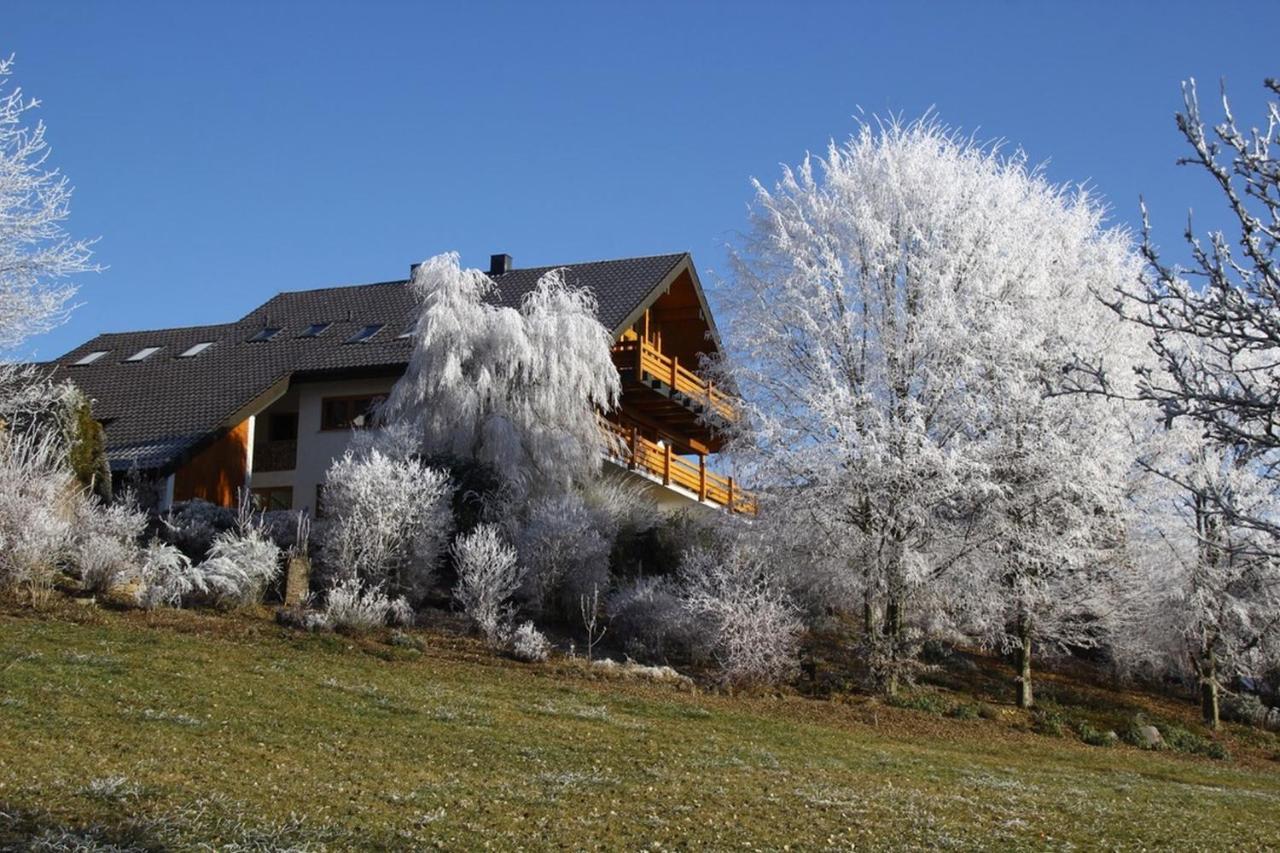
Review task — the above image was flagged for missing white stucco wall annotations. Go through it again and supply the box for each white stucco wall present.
[247,376,398,513]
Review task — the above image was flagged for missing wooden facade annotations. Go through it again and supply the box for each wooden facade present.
[604,265,751,513]
[172,419,250,507]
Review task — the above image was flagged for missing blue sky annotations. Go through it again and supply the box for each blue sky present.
[7,1,1278,359]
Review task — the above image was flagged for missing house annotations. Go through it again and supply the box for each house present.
[49,252,751,515]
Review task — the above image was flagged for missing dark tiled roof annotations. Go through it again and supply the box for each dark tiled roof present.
[49,253,688,472]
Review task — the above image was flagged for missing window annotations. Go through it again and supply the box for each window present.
[299,322,331,338]
[250,486,293,512]
[320,394,385,431]
[248,327,282,342]
[345,324,384,344]
[126,346,161,362]
[178,341,214,358]
[73,350,108,366]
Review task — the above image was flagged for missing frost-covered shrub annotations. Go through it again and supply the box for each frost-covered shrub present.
[608,575,706,664]
[515,492,611,618]
[68,496,146,593]
[0,429,78,593]
[510,620,551,662]
[194,526,281,607]
[136,541,195,609]
[160,499,236,560]
[619,508,721,578]
[260,510,311,555]
[681,545,803,685]
[1222,692,1279,730]
[452,524,523,645]
[583,474,660,572]
[323,576,411,632]
[318,448,453,604]
[276,605,334,633]
[138,521,283,610]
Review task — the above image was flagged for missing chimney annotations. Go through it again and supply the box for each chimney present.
[489,253,513,276]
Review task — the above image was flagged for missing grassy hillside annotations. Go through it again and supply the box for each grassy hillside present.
[1,601,1277,851]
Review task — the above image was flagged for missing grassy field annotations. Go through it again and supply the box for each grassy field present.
[1,601,1278,851]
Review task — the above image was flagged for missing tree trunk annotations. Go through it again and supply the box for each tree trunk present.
[1016,615,1034,710]
[1200,649,1220,730]
[883,594,903,697]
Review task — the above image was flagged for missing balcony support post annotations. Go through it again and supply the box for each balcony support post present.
[663,442,672,486]
[698,455,707,501]
[728,476,735,513]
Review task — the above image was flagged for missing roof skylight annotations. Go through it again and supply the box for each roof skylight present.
[300,322,332,338]
[248,327,282,342]
[178,341,215,358]
[73,350,108,366]
[126,346,161,362]
[346,324,384,344]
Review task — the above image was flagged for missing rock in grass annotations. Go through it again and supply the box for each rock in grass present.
[1137,724,1164,749]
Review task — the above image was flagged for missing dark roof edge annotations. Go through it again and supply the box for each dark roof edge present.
[79,321,239,341]
[273,277,409,296]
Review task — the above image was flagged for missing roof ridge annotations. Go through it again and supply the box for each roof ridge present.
[87,321,240,339]
[272,277,410,296]
[490,251,688,276]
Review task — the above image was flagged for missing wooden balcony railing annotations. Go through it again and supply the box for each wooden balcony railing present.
[253,439,297,473]
[612,339,735,422]
[603,419,756,514]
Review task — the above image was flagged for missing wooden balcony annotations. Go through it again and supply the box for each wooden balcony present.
[253,439,297,473]
[612,339,735,423]
[604,419,755,514]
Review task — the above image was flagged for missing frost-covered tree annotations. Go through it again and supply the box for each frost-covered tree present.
[712,118,1144,693]
[381,252,620,496]
[318,447,453,604]
[1105,78,1280,541]
[0,56,97,353]
[954,241,1145,708]
[1122,421,1280,728]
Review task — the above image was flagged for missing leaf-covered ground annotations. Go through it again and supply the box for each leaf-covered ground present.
[0,602,1277,851]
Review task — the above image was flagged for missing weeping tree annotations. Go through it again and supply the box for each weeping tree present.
[380,252,620,497]
[711,117,1143,695]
